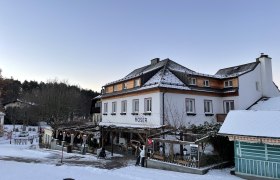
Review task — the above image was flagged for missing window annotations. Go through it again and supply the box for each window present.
[103,103,108,115]
[123,82,128,90]
[224,80,233,88]
[134,79,140,87]
[113,85,118,92]
[121,100,127,114]
[256,81,260,91]
[132,99,139,114]
[112,102,117,114]
[204,100,213,114]
[186,98,195,114]
[203,80,210,87]
[190,78,196,85]
[144,98,152,113]
[224,100,234,113]
[95,102,101,108]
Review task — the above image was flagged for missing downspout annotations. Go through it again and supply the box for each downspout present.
[162,91,165,126]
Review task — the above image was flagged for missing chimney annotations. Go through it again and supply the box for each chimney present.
[151,58,160,65]
[257,53,275,97]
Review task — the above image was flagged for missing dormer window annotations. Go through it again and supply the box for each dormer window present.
[224,80,233,88]
[190,78,196,85]
[203,80,210,87]
[134,79,140,87]
[113,85,118,92]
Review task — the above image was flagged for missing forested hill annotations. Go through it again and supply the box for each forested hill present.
[0,76,100,127]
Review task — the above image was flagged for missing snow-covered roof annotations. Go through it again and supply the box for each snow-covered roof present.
[219,110,280,138]
[104,58,259,88]
[99,122,162,129]
[140,69,190,90]
[249,96,280,111]
[215,62,258,78]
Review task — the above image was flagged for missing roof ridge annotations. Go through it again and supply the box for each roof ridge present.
[159,59,170,83]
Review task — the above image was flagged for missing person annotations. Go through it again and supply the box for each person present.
[98,147,106,158]
[135,145,141,166]
[140,145,146,167]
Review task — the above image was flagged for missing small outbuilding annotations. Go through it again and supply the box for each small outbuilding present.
[219,110,280,180]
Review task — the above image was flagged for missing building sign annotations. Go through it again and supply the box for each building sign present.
[134,115,149,123]
[190,144,199,161]
[94,131,101,138]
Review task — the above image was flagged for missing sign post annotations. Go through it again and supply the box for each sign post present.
[190,144,199,167]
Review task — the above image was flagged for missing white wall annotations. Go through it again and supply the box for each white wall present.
[164,93,225,126]
[102,92,162,126]
[238,65,262,109]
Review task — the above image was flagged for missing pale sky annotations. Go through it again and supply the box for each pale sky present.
[1,0,280,91]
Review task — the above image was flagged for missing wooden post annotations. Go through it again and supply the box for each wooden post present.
[111,131,114,157]
[101,127,104,148]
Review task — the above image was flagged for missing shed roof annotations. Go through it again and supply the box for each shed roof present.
[219,110,280,138]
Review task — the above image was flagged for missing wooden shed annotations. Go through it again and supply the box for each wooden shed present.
[219,110,280,180]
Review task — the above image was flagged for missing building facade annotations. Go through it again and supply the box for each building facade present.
[99,54,279,147]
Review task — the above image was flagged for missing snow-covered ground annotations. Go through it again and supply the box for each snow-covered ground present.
[0,125,242,180]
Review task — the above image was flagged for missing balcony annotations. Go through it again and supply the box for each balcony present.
[216,114,227,123]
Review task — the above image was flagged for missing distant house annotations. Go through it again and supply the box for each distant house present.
[41,125,53,147]
[3,99,34,109]
[219,97,280,179]
[99,54,279,148]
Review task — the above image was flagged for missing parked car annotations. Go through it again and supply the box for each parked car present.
[19,131,29,137]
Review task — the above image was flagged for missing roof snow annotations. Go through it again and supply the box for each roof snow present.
[219,110,280,138]
[249,96,280,111]
[141,69,190,90]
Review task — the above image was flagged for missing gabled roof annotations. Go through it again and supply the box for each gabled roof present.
[215,62,259,78]
[140,68,190,90]
[219,110,280,138]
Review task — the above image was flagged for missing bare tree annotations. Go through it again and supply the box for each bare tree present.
[163,98,187,155]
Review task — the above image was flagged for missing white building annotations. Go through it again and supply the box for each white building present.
[99,54,279,147]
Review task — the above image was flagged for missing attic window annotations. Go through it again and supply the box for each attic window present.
[123,82,128,90]
[224,80,233,88]
[113,85,118,92]
[190,78,197,85]
[134,79,140,87]
[203,80,209,87]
